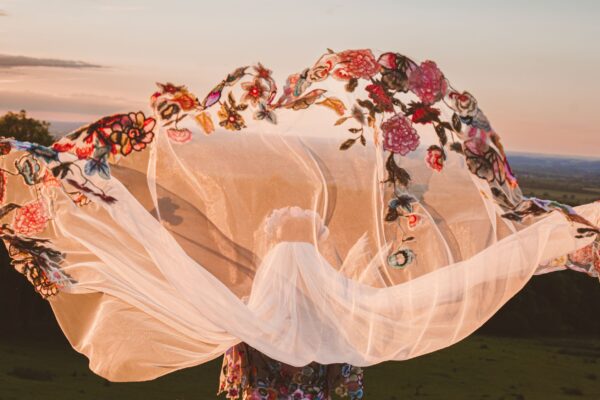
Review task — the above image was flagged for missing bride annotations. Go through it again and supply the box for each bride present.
[0,48,597,399]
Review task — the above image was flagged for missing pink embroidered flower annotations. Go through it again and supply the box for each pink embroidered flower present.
[570,244,594,266]
[381,115,420,155]
[366,84,394,111]
[167,128,193,144]
[408,61,447,104]
[335,49,380,80]
[426,146,445,172]
[13,200,49,235]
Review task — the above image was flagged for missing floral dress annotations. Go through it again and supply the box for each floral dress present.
[218,343,364,400]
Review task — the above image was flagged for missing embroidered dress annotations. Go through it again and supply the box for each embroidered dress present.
[0,48,598,384]
[219,343,364,400]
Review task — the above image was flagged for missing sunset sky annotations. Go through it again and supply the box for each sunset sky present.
[0,0,598,157]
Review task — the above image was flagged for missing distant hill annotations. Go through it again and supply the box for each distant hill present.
[49,121,85,138]
[507,152,600,206]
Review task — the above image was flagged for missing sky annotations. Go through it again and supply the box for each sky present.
[0,0,599,157]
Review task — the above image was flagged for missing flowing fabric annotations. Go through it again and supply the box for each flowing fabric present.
[0,49,598,383]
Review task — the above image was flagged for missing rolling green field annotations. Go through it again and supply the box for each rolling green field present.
[1,335,599,400]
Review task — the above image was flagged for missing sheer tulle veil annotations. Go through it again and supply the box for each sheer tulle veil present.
[0,48,598,381]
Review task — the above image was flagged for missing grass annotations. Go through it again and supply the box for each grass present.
[0,336,599,399]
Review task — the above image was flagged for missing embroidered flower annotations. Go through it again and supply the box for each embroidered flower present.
[365,84,394,112]
[52,141,75,153]
[406,214,422,229]
[570,244,594,266]
[75,144,94,159]
[426,146,445,172]
[409,103,441,124]
[42,169,61,188]
[167,128,193,144]
[253,63,272,80]
[218,103,246,131]
[309,53,340,82]
[106,112,156,156]
[15,155,42,185]
[13,200,49,235]
[387,247,415,269]
[448,91,478,117]
[335,49,380,80]
[241,79,268,106]
[377,52,415,92]
[408,61,447,104]
[172,91,199,111]
[0,141,11,155]
[381,115,420,155]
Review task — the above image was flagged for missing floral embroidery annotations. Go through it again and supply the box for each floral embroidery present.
[407,60,447,104]
[335,49,380,80]
[12,200,49,235]
[219,342,364,400]
[167,128,193,144]
[426,146,445,172]
[381,115,419,156]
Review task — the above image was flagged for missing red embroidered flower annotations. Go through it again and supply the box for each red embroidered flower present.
[381,115,420,155]
[366,84,394,111]
[167,128,193,144]
[407,213,421,229]
[13,200,49,235]
[241,79,267,106]
[0,142,11,155]
[75,145,94,159]
[335,49,380,80]
[52,141,75,153]
[410,103,441,124]
[426,146,445,172]
[408,61,448,104]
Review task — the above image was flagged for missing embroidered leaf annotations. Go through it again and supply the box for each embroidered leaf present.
[385,206,399,222]
[224,66,249,86]
[316,97,346,116]
[0,203,20,219]
[339,138,357,150]
[345,78,358,92]
[348,128,362,134]
[283,89,326,110]
[334,116,351,126]
[195,112,215,135]
[385,154,411,187]
[434,124,448,146]
[360,135,366,146]
[449,142,463,154]
[451,113,462,132]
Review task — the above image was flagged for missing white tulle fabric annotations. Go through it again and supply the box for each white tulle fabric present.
[35,128,597,382]
[4,54,597,382]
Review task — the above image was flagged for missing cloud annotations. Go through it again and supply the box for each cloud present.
[0,54,104,69]
[0,90,144,117]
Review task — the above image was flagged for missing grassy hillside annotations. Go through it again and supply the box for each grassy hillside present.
[1,336,599,400]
